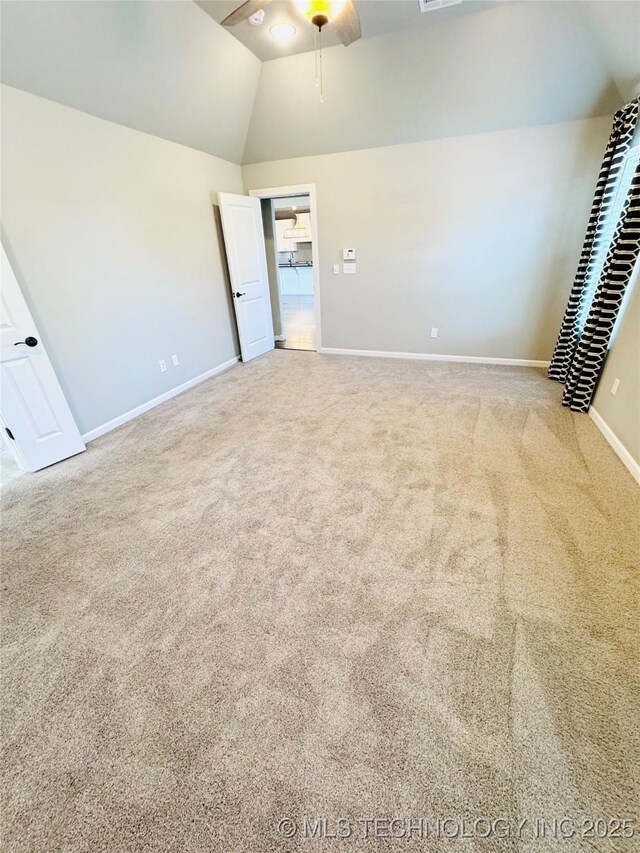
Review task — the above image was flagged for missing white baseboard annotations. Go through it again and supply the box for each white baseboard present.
[274,335,286,342]
[317,346,550,368]
[82,356,240,443]
[589,406,640,485]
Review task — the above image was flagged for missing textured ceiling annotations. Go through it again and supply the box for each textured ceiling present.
[196,0,504,62]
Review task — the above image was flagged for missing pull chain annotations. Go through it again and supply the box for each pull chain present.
[314,28,320,88]
[319,29,324,103]
[313,26,325,103]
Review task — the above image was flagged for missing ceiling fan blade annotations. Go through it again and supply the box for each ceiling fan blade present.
[221,0,272,27]
[332,0,361,46]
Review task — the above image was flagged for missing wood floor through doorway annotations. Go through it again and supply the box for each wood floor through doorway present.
[275,294,316,351]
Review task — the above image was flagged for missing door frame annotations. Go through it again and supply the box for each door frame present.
[264,200,286,342]
[248,184,322,351]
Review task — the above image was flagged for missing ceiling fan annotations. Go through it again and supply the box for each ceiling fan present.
[221,0,362,47]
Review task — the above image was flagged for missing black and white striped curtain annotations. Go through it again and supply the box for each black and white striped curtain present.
[549,99,640,412]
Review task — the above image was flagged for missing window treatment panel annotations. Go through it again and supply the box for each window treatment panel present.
[562,164,640,412]
[548,100,639,390]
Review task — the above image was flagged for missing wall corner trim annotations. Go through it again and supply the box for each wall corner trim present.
[588,406,640,486]
[317,347,550,368]
[81,356,240,443]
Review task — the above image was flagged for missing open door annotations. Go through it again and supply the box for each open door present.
[0,246,85,472]
[218,192,274,362]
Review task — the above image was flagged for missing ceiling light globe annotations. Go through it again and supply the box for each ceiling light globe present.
[294,1,347,27]
[269,23,297,42]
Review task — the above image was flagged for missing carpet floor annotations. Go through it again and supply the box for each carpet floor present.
[1,351,639,852]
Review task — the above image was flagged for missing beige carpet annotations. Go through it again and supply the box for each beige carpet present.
[2,351,639,852]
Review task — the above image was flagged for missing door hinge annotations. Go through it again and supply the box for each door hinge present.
[5,427,15,441]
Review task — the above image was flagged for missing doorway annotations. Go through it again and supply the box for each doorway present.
[250,184,321,352]
[273,195,314,351]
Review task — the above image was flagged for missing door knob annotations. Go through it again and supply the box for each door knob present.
[14,336,38,347]
[233,292,246,298]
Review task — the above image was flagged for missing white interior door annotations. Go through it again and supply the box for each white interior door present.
[0,246,85,471]
[218,192,274,362]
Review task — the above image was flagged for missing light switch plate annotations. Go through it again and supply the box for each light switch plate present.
[611,378,620,395]
[343,263,356,275]
[431,328,438,338]
[343,248,356,261]
[333,264,340,275]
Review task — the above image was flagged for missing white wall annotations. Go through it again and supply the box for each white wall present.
[0,0,261,163]
[243,116,613,360]
[243,1,621,164]
[1,85,241,435]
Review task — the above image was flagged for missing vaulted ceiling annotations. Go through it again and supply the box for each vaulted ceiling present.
[242,0,638,163]
[0,0,261,163]
[1,1,638,166]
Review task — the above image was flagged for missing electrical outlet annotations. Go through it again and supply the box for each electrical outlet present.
[333,264,340,275]
[159,360,167,373]
[611,378,620,395]
[431,327,438,338]
[171,354,180,367]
